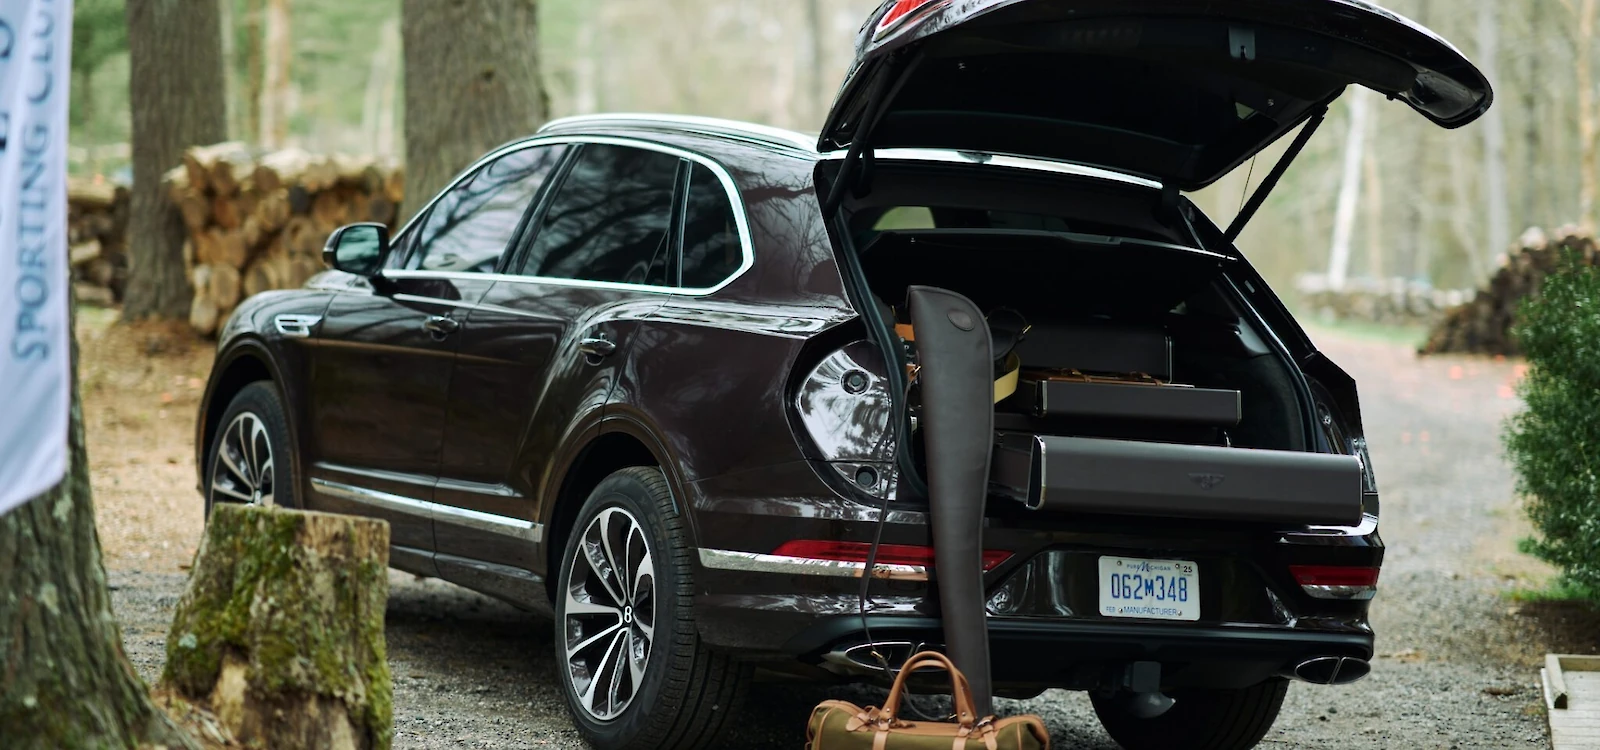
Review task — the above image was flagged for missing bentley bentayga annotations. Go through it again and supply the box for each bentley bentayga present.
[194,2,1490,748]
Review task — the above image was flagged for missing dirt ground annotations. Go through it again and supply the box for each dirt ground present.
[81,310,1599,748]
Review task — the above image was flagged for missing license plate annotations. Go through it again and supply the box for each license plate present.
[1098,556,1200,621]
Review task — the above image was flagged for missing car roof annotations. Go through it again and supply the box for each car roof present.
[538,113,820,158]
[529,113,1162,192]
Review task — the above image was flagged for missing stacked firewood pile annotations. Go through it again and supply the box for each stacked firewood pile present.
[1295,274,1472,328]
[167,141,404,336]
[1420,228,1599,356]
[68,178,130,305]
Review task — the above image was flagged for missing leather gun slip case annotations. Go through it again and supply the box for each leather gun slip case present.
[991,433,1365,526]
[906,285,997,718]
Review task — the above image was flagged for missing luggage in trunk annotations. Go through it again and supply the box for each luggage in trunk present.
[991,432,1364,526]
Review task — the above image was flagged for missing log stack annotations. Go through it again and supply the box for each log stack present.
[1295,274,1472,328]
[67,177,130,305]
[167,141,404,336]
[1420,227,1600,356]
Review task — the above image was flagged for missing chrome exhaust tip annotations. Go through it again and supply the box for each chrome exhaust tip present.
[1288,656,1371,685]
[820,641,944,676]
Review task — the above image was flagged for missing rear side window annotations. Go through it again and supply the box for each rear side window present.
[678,164,742,288]
[521,144,680,285]
[406,144,567,273]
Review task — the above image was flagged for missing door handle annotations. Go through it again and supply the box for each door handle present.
[578,336,617,358]
[423,315,460,338]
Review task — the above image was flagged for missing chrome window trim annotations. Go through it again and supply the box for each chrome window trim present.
[539,113,817,153]
[389,134,755,297]
[696,548,929,582]
[310,478,544,544]
[821,148,1162,190]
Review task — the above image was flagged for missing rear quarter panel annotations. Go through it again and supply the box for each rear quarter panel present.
[604,147,858,547]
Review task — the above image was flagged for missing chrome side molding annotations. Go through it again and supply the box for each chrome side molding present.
[696,548,928,582]
[310,477,544,544]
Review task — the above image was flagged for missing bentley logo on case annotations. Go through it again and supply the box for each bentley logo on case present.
[1189,472,1226,491]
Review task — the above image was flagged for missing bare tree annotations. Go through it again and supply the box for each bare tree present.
[1327,88,1371,290]
[261,0,291,148]
[361,18,401,157]
[122,0,228,322]
[806,0,826,125]
[1564,0,1599,228]
[1477,0,1510,258]
[401,0,549,219]
[243,0,264,141]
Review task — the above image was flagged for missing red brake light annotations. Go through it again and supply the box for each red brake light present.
[875,0,942,39]
[772,540,1012,571]
[1289,565,1380,587]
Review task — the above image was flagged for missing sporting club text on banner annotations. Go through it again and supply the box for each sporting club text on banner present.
[0,0,73,516]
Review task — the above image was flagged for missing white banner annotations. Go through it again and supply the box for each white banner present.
[0,0,73,516]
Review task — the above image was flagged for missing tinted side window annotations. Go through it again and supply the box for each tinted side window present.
[679,164,742,288]
[521,144,679,285]
[407,144,567,273]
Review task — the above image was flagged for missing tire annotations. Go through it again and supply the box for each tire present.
[1091,679,1289,750]
[204,381,296,514]
[554,466,747,750]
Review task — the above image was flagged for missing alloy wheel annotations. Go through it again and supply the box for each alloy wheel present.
[210,411,274,508]
[563,506,656,722]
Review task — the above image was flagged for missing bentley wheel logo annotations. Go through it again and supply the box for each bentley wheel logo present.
[1189,472,1225,490]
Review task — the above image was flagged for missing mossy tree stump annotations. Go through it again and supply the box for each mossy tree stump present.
[162,505,392,750]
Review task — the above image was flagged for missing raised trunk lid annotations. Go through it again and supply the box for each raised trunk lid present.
[821,0,1492,191]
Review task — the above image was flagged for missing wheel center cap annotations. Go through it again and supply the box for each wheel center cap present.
[623,606,633,624]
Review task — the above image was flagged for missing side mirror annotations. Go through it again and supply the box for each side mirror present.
[323,223,391,277]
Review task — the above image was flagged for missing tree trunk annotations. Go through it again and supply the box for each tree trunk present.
[1523,0,1544,230]
[123,0,228,322]
[261,0,291,149]
[574,1,599,115]
[162,504,392,750]
[0,319,197,750]
[1477,0,1510,260]
[806,0,826,126]
[1327,88,1371,290]
[1575,0,1597,229]
[243,0,265,144]
[1362,122,1384,279]
[401,0,548,220]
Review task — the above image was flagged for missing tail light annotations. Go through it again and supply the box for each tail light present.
[1290,565,1380,600]
[772,540,1012,572]
[874,0,948,41]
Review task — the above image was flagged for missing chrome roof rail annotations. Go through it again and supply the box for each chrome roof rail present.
[538,113,817,153]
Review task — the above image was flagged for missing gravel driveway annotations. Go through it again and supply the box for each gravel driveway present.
[107,327,1570,748]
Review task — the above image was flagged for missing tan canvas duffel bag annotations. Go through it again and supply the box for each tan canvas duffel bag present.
[805,651,1049,750]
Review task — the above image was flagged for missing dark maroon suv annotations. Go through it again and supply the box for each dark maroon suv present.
[194,2,1490,748]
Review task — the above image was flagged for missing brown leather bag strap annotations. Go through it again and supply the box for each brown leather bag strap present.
[880,651,979,727]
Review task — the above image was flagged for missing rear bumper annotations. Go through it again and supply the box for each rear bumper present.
[786,615,1373,692]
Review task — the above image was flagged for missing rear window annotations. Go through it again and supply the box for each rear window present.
[679,164,743,288]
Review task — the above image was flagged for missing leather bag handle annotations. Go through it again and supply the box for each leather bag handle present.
[878,651,980,727]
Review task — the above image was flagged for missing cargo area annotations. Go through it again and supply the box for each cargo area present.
[848,200,1364,526]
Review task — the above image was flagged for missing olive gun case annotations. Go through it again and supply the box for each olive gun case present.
[991,432,1365,526]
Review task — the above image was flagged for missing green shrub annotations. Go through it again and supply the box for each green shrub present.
[1506,250,1600,599]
